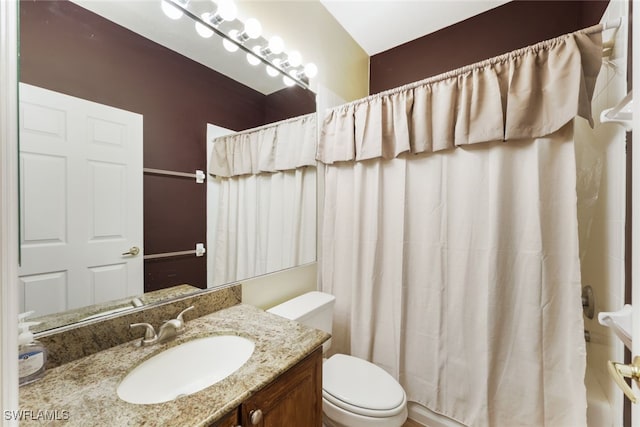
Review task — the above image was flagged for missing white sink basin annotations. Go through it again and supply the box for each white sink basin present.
[117,335,254,404]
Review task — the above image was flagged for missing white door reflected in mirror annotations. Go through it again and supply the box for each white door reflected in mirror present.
[18,83,143,316]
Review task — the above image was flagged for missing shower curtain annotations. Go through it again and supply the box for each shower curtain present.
[210,113,316,286]
[318,27,603,427]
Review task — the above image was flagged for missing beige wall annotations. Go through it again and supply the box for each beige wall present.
[238,1,369,102]
[241,263,318,310]
[237,1,368,308]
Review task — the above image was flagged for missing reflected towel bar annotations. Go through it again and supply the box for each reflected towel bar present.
[144,243,206,260]
[143,168,206,183]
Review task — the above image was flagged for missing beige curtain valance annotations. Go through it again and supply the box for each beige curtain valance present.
[210,113,317,177]
[318,25,603,164]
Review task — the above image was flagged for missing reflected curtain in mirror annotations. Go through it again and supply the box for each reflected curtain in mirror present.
[210,114,316,286]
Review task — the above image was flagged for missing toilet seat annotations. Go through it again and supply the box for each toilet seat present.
[322,354,406,418]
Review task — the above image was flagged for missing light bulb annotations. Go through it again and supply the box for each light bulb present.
[216,0,237,21]
[223,30,239,52]
[283,75,296,87]
[161,0,183,20]
[304,63,318,78]
[266,59,281,77]
[195,16,214,38]
[247,46,262,66]
[244,18,262,39]
[288,51,302,67]
[246,54,260,66]
[268,36,285,55]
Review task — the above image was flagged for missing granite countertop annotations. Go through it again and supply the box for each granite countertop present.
[19,304,330,426]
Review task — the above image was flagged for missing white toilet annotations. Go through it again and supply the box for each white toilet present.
[267,291,408,427]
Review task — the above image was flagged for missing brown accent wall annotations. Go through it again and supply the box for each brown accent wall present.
[265,86,317,124]
[19,0,315,292]
[370,0,610,94]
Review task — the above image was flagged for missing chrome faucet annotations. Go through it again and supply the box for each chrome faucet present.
[130,306,194,346]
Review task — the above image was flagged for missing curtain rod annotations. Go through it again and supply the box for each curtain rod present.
[330,20,621,112]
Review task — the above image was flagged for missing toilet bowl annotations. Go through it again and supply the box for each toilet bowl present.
[322,354,408,427]
[267,292,408,427]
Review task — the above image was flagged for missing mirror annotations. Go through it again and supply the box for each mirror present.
[18,0,317,333]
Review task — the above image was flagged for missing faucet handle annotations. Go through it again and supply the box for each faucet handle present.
[130,322,157,345]
[165,306,194,338]
[176,306,194,323]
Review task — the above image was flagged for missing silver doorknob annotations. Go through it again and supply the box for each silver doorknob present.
[122,246,140,256]
[249,409,263,425]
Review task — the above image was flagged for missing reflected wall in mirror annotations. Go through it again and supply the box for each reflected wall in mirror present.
[18,0,317,332]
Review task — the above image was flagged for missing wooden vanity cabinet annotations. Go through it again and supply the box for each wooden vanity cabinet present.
[210,347,323,427]
[241,347,323,427]
[211,409,240,427]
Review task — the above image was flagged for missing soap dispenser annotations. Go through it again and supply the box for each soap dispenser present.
[18,311,47,386]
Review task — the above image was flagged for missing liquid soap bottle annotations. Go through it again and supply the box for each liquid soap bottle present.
[18,311,47,386]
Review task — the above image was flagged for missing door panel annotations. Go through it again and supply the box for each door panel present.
[18,83,143,315]
[19,272,67,316]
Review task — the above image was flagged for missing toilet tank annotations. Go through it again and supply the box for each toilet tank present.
[267,292,335,351]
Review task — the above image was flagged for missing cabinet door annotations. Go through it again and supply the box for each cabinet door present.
[210,408,240,427]
[242,347,323,427]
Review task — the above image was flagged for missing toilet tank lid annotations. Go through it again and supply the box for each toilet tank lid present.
[266,291,335,321]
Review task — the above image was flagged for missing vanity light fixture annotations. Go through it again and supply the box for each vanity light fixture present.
[266,59,281,77]
[206,0,238,26]
[161,0,318,90]
[161,0,185,20]
[195,16,214,38]
[283,74,296,87]
[250,36,284,67]
[304,63,318,79]
[287,51,302,68]
[197,0,237,38]
[288,63,318,81]
[237,18,262,42]
[224,19,263,51]
[276,51,302,72]
[260,35,285,57]
[247,46,263,66]
[222,30,240,52]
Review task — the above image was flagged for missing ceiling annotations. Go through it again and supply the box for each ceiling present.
[320,0,510,56]
[71,0,511,93]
